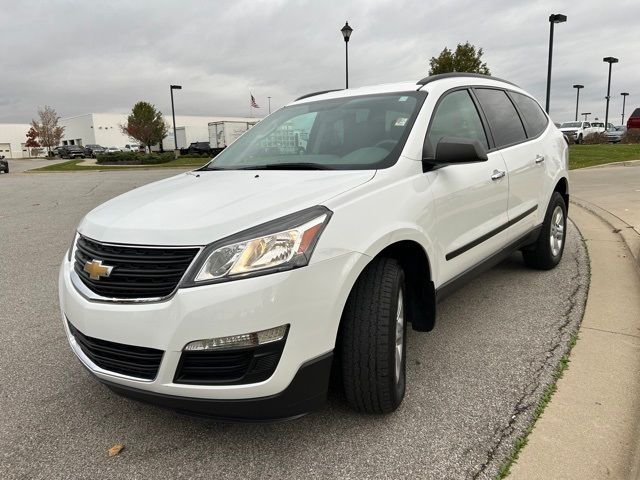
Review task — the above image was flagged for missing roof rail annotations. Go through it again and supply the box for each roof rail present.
[416,72,519,88]
[294,89,343,102]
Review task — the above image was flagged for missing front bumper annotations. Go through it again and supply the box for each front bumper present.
[98,352,333,421]
[59,250,364,418]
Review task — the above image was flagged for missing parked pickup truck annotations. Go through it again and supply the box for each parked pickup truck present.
[180,142,212,155]
[558,121,594,143]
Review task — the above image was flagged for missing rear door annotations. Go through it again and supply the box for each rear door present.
[474,88,543,240]
[426,88,509,284]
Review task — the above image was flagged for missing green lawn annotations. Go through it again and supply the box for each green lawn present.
[28,144,640,172]
[569,144,640,170]
[30,156,209,172]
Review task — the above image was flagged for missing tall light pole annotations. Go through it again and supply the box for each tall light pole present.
[545,13,567,113]
[169,85,182,150]
[581,112,591,121]
[621,92,629,125]
[268,96,271,114]
[341,21,353,89]
[603,57,618,130]
[572,84,584,121]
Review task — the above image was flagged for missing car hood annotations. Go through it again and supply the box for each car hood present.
[559,128,578,133]
[78,169,376,245]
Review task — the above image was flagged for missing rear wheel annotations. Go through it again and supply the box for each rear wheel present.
[340,257,407,414]
[522,192,567,270]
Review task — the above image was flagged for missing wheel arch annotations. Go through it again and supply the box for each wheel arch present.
[553,176,569,212]
[337,237,436,335]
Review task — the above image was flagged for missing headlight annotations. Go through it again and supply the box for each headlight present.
[185,206,332,285]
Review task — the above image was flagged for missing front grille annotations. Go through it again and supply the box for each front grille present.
[73,235,200,299]
[174,340,286,385]
[68,321,163,380]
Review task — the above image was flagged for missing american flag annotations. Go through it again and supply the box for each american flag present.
[250,94,260,108]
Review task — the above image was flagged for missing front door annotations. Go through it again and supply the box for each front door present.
[425,89,509,286]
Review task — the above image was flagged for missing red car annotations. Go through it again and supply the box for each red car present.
[627,108,640,129]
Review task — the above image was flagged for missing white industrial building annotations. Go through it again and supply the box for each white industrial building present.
[58,113,258,151]
[0,113,258,158]
[0,124,31,158]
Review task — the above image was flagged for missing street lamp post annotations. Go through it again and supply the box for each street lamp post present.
[545,13,567,113]
[603,57,618,131]
[572,84,584,121]
[581,112,591,121]
[169,85,182,151]
[268,96,271,114]
[341,21,353,89]
[621,92,629,125]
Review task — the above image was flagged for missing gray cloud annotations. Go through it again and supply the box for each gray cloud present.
[1,0,638,124]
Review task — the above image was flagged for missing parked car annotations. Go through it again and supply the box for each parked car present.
[180,141,212,155]
[84,144,106,157]
[588,121,615,133]
[60,73,569,421]
[604,126,627,143]
[627,108,640,130]
[58,145,85,159]
[123,144,143,153]
[0,155,8,174]
[104,147,121,154]
[558,121,594,143]
[51,146,65,157]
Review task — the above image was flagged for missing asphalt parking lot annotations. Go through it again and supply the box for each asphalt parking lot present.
[0,168,588,480]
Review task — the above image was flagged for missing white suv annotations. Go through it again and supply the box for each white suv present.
[59,73,569,421]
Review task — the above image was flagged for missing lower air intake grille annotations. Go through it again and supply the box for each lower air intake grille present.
[68,321,163,380]
[174,340,286,385]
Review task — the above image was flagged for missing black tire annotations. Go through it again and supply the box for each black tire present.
[577,133,583,144]
[340,257,407,414]
[522,192,567,270]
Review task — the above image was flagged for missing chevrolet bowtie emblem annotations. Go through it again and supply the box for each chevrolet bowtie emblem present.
[83,259,114,280]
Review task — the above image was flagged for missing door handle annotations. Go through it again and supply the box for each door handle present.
[491,169,506,180]
[535,155,545,164]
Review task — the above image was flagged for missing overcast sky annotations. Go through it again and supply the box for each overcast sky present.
[1,0,638,124]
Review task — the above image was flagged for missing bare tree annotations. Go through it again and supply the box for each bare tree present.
[31,106,65,155]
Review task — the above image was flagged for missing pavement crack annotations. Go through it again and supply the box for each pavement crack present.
[469,253,586,480]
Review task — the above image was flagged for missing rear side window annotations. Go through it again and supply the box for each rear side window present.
[510,93,548,138]
[474,88,526,147]
[428,89,489,150]
[631,108,640,118]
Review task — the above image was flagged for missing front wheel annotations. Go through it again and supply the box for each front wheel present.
[522,192,567,270]
[340,257,407,414]
[577,133,583,144]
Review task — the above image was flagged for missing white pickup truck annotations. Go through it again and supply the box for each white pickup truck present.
[559,121,615,143]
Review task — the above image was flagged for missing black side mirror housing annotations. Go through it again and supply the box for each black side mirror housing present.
[423,137,488,169]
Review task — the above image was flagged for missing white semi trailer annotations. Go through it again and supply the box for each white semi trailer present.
[208,121,259,154]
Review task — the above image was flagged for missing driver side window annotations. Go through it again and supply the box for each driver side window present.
[428,90,489,150]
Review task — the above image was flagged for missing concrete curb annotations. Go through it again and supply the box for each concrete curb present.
[508,202,640,479]
[572,196,640,271]
[580,158,640,170]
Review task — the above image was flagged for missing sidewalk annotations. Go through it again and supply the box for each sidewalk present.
[508,202,640,479]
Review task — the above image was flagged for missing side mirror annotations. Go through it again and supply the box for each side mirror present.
[423,137,488,168]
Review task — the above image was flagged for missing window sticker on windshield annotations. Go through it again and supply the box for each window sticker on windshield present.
[398,96,408,102]
[394,117,408,127]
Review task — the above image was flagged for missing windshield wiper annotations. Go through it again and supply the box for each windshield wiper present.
[235,163,335,170]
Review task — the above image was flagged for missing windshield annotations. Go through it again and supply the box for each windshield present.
[203,92,426,170]
[591,122,603,127]
[560,122,581,128]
